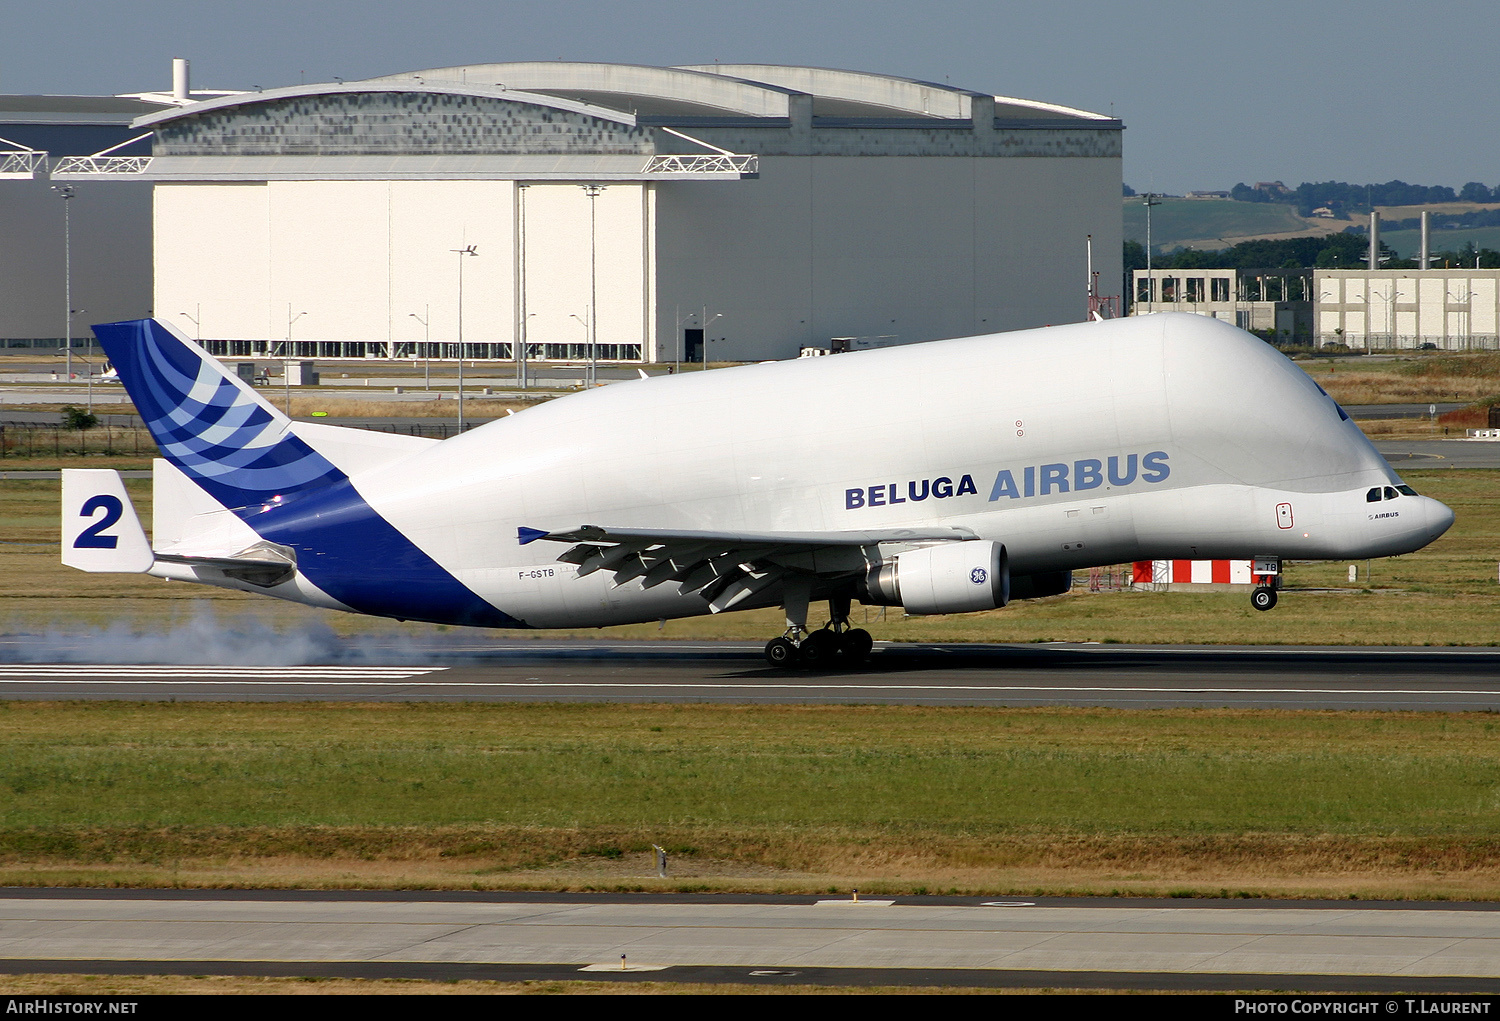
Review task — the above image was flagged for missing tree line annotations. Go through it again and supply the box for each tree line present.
[1127,180,1500,215]
[1124,234,1500,274]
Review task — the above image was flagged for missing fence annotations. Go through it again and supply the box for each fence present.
[1315,333,1500,352]
[0,423,156,459]
[1083,566,1133,592]
[0,419,492,459]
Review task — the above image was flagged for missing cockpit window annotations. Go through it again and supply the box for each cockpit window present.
[1383,486,1400,500]
[1367,488,1382,502]
[1396,485,1418,496]
[1314,381,1352,421]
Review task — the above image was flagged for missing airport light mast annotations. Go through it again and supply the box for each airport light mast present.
[452,245,478,432]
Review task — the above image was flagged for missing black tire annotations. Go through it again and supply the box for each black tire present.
[799,630,838,666]
[1251,586,1278,612]
[764,637,799,668]
[840,628,874,662]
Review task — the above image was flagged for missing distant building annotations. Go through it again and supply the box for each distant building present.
[0,93,170,348]
[46,61,1123,364]
[1130,268,1312,341]
[1187,190,1230,199]
[1315,270,1500,349]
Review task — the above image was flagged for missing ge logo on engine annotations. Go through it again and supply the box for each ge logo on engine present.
[970,567,987,585]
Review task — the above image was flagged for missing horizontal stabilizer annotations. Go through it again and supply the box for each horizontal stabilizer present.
[61,469,153,574]
[154,540,297,588]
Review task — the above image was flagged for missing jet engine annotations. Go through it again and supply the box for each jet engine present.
[859,540,1009,615]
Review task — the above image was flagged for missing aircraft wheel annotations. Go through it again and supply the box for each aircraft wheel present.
[764,637,800,668]
[840,628,874,662]
[1250,586,1278,612]
[799,630,838,666]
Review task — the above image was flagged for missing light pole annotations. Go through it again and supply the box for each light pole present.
[284,307,306,413]
[569,313,589,384]
[408,307,430,389]
[701,309,723,369]
[581,184,605,387]
[285,306,305,356]
[179,305,201,341]
[451,244,478,432]
[522,312,538,389]
[674,306,697,374]
[51,185,75,381]
[1142,193,1161,307]
[73,310,91,412]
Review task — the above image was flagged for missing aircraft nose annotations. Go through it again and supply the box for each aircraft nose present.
[1425,497,1456,542]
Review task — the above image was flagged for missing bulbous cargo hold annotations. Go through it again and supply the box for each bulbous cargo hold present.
[73,312,1453,667]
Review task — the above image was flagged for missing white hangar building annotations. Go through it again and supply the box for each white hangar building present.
[61,62,1123,363]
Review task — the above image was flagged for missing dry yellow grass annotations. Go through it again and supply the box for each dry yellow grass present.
[3,703,1499,899]
[6,829,1500,901]
[0,974,1030,995]
[1309,370,1496,406]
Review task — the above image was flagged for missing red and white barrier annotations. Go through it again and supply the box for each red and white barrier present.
[1132,560,1256,585]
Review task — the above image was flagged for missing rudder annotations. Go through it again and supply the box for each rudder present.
[91,318,346,510]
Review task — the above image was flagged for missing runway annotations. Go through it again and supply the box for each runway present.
[1375,439,1500,468]
[1,890,1497,992]
[4,642,1500,710]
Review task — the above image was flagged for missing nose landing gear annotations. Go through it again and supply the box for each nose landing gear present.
[1249,557,1281,612]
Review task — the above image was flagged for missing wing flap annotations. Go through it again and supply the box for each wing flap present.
[523,522,975,598]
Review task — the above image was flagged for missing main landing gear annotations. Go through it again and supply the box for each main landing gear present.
[764,582,873,669]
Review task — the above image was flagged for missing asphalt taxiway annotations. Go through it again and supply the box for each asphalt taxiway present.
[1,890,1497,992]
[4,642,1500,711]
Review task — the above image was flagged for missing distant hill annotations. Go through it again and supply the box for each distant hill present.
[1125,196,1500,258]
[1122,197,1333,255]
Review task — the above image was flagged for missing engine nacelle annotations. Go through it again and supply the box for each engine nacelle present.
[860,540,1009,615]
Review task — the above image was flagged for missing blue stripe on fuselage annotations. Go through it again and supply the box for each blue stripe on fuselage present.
[243,481,519,627]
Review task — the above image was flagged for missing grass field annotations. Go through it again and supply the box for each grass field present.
[2,702,1499,898]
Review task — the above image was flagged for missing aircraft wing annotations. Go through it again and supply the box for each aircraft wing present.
[520,523,974,612]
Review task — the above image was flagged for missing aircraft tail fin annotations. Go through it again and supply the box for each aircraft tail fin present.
[91,318,348,510]
[61,469,154,573]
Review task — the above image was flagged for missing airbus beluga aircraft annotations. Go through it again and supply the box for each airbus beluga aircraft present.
[64,313,1452,667]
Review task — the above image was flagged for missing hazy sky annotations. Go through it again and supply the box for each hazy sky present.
[4,0,1498,194]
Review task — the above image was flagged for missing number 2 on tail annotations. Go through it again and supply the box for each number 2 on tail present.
[74,494,123,548]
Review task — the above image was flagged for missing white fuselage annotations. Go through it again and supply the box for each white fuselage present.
[252,312,1447,628]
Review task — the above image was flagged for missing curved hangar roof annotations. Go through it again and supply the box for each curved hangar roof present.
[118,63,1119,181]
[367,61,1116,125]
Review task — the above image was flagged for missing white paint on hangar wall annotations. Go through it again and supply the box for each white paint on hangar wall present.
[519,182,653,356]
[154,180,652,351]
[152,182,271,340]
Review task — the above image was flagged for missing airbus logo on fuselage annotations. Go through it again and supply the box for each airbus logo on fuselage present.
[844,451,1170,510]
